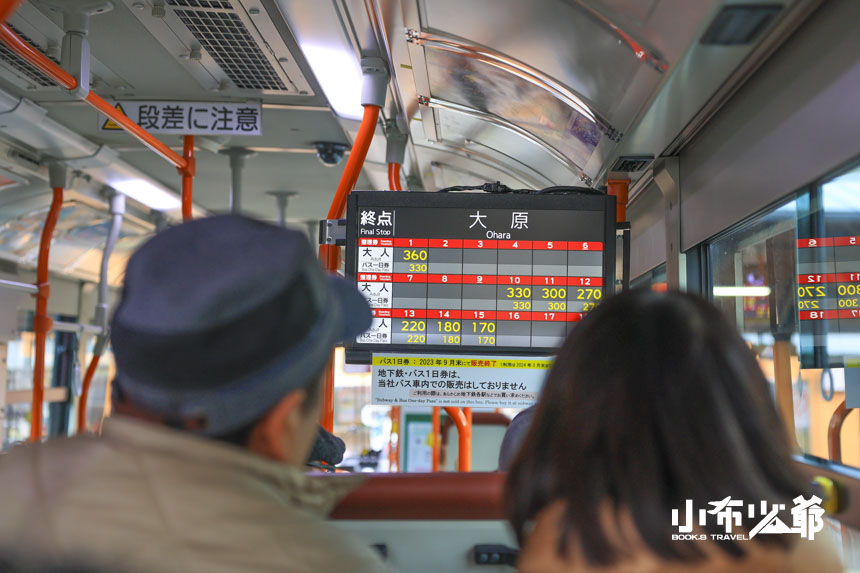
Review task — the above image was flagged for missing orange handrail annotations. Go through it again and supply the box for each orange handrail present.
[828,399,851,463]
[76,354,100,433]
[180,135,195,221]
[0,0,21,23]
[388,162,402,191]
[84,93,186,169]
[327,105,381,220]
[31,186,63,442]
[318,104,381,430]
[431,406,441,471]
[444,406,472,472]
[388,405,401,472]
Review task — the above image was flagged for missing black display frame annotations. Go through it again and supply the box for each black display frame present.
[344,190,616,361]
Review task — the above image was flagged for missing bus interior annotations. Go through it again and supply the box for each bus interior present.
[0,0,859,571]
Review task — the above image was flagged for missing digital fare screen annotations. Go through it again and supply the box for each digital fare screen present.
[345,191,615,355]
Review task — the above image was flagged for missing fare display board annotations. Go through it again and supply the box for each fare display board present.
[797,236,860,335]
[345,191,615,356]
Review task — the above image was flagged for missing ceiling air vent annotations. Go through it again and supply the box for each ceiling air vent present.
[700,4,782,46]
[166,0,233,7]
[153,0,311,94]
[611,155,653,173]
[0,24,58,88]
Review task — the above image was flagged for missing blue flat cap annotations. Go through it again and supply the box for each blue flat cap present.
[110,214,371,436]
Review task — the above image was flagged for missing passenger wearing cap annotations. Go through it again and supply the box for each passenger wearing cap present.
[0,215,391,573]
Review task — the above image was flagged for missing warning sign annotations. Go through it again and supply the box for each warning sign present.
[98,101,262,135]
[101,102,127,130]
[371,353,552,408]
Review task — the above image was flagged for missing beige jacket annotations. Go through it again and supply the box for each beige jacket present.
[518,502,843,573]
[0,416,391,573]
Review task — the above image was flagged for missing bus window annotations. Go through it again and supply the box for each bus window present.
[631,263,667,292]
[709,162,860,468]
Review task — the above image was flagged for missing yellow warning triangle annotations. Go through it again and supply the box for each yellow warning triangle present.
[102,102,126,130]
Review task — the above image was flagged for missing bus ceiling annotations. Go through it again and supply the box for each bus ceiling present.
[0,0,822,229]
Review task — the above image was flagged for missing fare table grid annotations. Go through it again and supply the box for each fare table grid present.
[356,237,604,348]
[796,236,860,330]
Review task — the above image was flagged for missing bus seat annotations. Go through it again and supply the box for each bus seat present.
[328,472,516,572]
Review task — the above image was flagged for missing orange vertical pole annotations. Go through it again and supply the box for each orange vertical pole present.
[773,339,800,449]
[31,186,63,442]
[388,405,401,472]
[180,135,195,221]
[607,179,630,223]
[76,354,100,433]
[388,163,403,191]
[828,400,851,463]
[319,104,381,431]
[463,407,472,472]
[431,406,440,471]
[443,406,472,472]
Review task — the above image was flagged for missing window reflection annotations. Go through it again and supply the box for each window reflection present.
[708,162,860,474]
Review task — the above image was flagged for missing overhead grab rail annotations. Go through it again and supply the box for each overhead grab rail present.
[418,96,593,186]
[319,57,388,431]
[407,30,605,129]
[78,191,125,433]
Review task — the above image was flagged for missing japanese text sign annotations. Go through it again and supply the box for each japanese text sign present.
[371,353,552,407]
[100,101,262,135]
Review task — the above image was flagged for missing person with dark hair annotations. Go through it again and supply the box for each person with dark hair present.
[498,405,535,471]
[0,215,390,572]
[506,290,842,572]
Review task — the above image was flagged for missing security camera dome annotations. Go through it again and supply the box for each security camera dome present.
[313,142,348,166]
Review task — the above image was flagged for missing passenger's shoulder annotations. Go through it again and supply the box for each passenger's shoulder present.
[788,527,843,573]
[290,515,394,571]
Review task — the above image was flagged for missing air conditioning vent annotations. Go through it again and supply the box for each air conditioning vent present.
[0,24,58,88]
[611,155,653,173]
[167,0,233,7]
[130,0,312,95]
[700,4,782,46]
[174,8,287,90]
